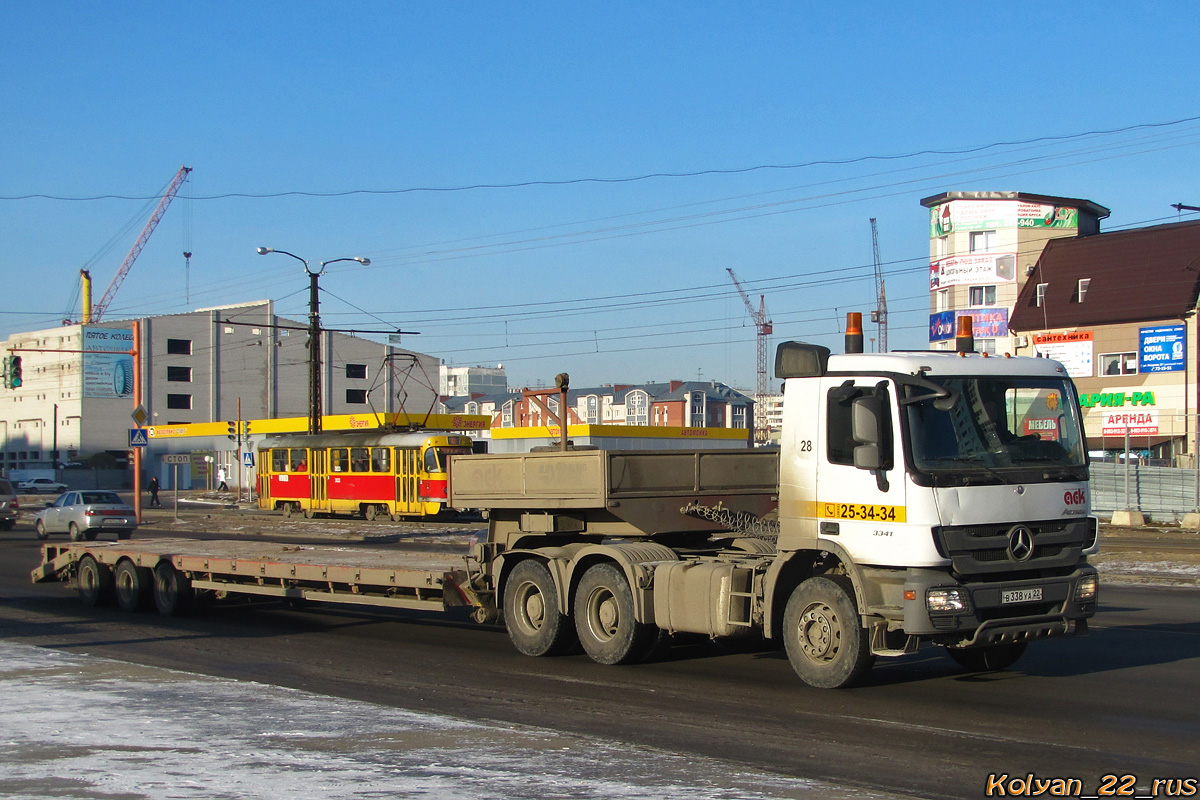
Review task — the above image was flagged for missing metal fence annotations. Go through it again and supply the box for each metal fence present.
[1089,460,1199,521]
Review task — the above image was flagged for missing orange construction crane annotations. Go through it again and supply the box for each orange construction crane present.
[88,165,192,322]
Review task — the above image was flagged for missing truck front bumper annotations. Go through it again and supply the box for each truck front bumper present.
[900,565,1098,646]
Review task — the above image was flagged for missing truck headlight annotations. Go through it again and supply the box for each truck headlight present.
[927,587,970,614]
[1075,573,1098,602]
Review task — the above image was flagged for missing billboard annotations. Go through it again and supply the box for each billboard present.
[1139,325,1186,373]
[929,253,1017,289]
[929,308,1009,342]
[1032,331,1093,379]
[82,326,134,398]
[929,200,1079,237]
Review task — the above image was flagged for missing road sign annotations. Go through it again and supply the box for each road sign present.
[243,451,255,467]
[163,454,191,465]
[129,428,149,447]
[132,404,148,427]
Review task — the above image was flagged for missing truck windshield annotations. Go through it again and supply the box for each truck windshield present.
[903,376,1087,486]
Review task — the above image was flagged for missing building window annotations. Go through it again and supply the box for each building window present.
[1035,283,1049,307]
[936,289,950,312]
[936,236,949,259]
[346,364,367,379]
[166,394,192,410]
[1100,352,1137,376]
[1077,278,1091,302]
[166,366,192,382]
[346,389,368,404]
[466,402,478,415]
[690,391,706,428]
[626,391,649,426]
[585,395,599,424]
[501,400,514,427]
[732,405,747,429]
[977,338,997,355]
[166,338,192,355]
[968,285,997,307]
[969,230,996,253]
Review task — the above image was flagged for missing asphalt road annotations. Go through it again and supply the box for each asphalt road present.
[2,514,1198,800]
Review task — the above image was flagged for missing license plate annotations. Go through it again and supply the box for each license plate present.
[1002,588,1043,604]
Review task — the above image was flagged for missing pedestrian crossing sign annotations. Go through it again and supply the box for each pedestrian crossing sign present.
[129,428,149,447]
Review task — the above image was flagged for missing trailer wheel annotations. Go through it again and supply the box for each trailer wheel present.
[944,642,1027,673]
[35,520,49,540]
[114,559,154,613]
[77,556,114,607]
[153,562,194,617]
[503,559,577,657]
[783,576,874,689]
[69,522,84,542]
[574,563,657,665]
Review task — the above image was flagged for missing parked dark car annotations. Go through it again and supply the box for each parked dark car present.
[33,491,136,541]
[0,478,18,530]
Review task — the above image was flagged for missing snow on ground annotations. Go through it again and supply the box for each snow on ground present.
[0,642,901,800]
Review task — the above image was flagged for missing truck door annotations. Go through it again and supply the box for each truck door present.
[815,378,907,559]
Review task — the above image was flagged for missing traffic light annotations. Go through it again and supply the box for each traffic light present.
[227,421,237,441]
[10,356,21,388]
[243,420,251,437]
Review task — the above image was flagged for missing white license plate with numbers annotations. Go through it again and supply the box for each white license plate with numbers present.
[1001,588,1043,604]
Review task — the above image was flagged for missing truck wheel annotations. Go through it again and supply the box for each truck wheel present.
[77,556,114,607]
[69,522,84,542]
[945,642,1027,673]
[783,576,874,689]
[35,520,49,540]
[503,559,577,657]
[574,563,657,665]
[153,562,194,617]
[114,559,154,612]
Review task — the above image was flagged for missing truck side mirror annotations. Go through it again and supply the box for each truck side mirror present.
[851,395,891,475]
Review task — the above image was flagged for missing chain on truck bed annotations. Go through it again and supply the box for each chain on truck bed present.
[680,501,780,540]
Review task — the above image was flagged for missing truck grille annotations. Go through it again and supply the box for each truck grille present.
[933,518,1091,576]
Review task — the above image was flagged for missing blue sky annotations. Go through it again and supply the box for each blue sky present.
[3,3,1199,393]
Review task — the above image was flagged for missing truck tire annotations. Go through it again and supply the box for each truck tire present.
[69,522,84,542]
[945,642,1027,673]
[153,562,195,617]
[783,575,874,689]
[77,556,114,607]
[574,562,657,665]
[503,559,577,657]
[114,559,154,613]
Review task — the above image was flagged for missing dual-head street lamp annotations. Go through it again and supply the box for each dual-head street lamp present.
[256,246,371,434]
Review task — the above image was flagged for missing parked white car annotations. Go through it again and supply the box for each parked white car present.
[18,477,69,495]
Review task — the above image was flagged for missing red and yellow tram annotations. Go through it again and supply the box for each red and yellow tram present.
[257,431,476,520]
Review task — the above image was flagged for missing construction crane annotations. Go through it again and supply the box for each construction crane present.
[869,218,888,353]
[726,268,773,445]
[86,165,192,323]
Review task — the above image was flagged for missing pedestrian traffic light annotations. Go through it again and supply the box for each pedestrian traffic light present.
[10,356,21,388]
[227,421,237,441]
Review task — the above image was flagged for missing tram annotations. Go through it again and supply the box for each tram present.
[257,430,477,520]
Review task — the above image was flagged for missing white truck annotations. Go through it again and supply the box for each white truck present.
[34,319,1098,688]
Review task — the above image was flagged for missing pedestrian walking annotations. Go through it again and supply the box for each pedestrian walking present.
[148,476,161,507]
[217,466,228,492]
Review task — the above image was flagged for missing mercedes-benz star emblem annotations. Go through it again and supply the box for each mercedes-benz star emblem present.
[1007,525,1035,562]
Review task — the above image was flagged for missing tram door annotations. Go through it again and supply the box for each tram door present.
[311,450,327,510]
[396,447,420,516]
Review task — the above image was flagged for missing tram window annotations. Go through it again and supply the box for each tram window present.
[424,448,443,473]
[371,447,390,472]
[330,448,348,473]
[271,449,288,472]
[351,447,370,472]
[290,449,308,471]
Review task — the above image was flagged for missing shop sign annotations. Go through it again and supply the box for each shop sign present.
[929,309,1009,342]
[929,200,1079,237]
[1101,410,1158,436]
[929,253,1017,289]
[1138,324,1186,373]
[1023,417,1060,440]
[1032,331,1093,379]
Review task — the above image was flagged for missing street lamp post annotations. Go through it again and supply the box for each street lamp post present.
[256,247,370,435]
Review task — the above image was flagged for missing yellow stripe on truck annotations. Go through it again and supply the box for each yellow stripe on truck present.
[819,502,907,523]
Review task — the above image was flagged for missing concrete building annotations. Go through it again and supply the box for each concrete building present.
[439,364,508,397]
[922,191,1110,355]
[0,301,438,477]
[1008,219,1200,462]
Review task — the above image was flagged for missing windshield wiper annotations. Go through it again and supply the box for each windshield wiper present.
[928,456,1015,484]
